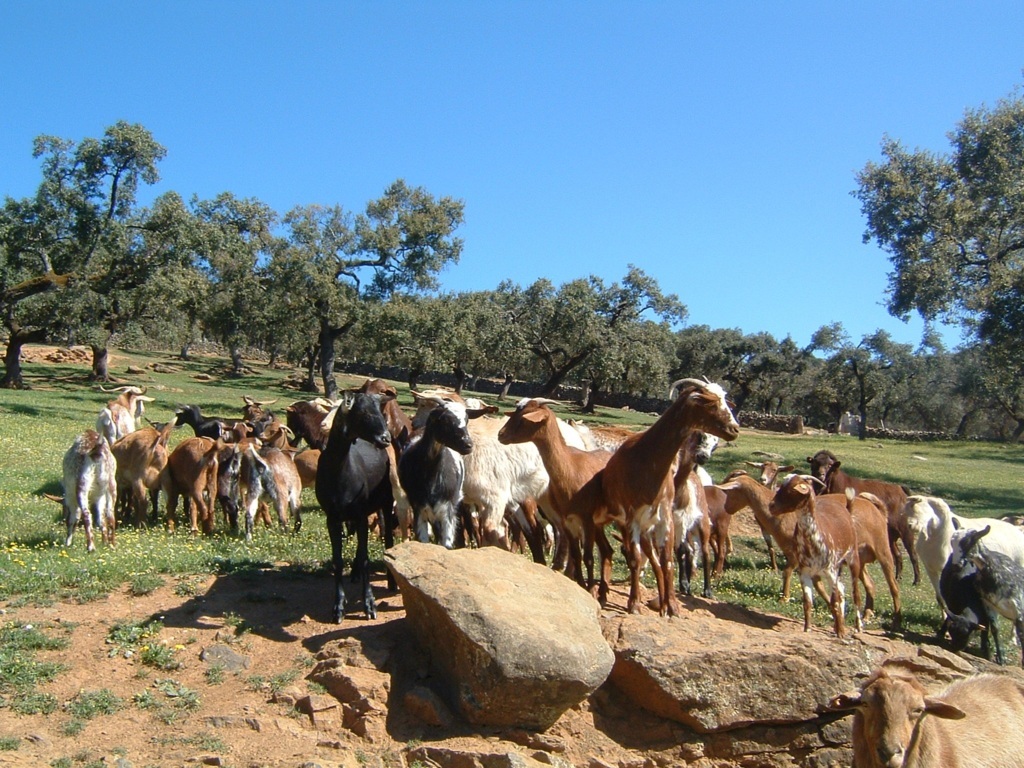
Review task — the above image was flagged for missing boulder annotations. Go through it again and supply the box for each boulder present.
[386,542,614,729]
[602,607,882,733]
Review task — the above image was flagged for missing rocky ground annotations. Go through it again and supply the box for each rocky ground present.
[0,550,991,768]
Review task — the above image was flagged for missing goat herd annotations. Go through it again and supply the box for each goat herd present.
[58,378,1024,766]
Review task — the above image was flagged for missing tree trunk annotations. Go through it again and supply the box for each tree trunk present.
[229,344,245,377]
[582,384,599,414]
[318,319,356,400]
[955,408,978,438]
[407,368,422,393]
[89,345,111,382]
[319,326,338,401]
[857,404,869,441]
[453,363,468,395]
[1012,418,1024,444]
[579,379,592,407]
[301,343,320,393]
[179,341,191,361]
[499,373,514,401]
[1,327,46,389]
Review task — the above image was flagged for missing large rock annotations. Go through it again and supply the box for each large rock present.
[385,541,614,729]
[602,605,894,733]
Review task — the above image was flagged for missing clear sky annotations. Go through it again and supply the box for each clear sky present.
[3,1,1021,350]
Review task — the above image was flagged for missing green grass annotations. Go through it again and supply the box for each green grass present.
[1,346,1023,664]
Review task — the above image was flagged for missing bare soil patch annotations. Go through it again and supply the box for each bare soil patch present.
[0,564,866,768]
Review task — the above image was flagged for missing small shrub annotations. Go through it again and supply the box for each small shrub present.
[139,644,180,671]
[204,664,225,685]
[128,573,164,596]
[0,736,19,751]
[67,688,124,720]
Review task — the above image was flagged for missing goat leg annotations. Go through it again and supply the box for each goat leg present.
[328,516,347,623]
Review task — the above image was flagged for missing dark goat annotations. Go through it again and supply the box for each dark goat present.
[315,392,395,622]
[174,404,252,441]
[958,525,1024,667]
[285,399,333,450]
[398,397,475,548]
[937,529,992,656]
[807,449,916,584]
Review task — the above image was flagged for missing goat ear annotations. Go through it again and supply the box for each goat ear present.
[780,465,795,473]
[467,407,496,420]
[923,698,966,720]
[825,691,862,712]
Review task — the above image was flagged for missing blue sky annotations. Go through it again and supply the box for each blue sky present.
[3,1,1022,350]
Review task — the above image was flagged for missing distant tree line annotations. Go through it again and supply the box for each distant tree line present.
[2,85,1023,440]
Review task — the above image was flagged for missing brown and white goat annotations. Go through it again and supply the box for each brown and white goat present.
[96,385,155,446]
[595,378,740,617]
[62,429,117,552]
[497,398,615,604]
[768,475,861,638]
[160,437,222,534]
[828,668,1024,768]
[111,420,177,526]
[808,449,916,584]
[239,444,302,540]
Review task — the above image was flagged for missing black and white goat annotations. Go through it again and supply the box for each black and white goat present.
[397,396,478,549]
[937,534,992,657]
[63,429,117,552]
[315,391,395,622]
[957,524,1024,667]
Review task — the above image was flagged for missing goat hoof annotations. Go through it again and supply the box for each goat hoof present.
[703,588,713,599]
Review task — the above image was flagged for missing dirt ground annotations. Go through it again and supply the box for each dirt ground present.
[3,565,747,768]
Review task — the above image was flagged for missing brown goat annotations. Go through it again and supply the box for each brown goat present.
[705,485,731,576]
[595,379,740,617]
[111,420,176,526]
[160,437,221,534]
[769,475,861,638]
[828,668,1024,768]
[807,449,917,584]
[290,448,320,489]
[497,398,615,604]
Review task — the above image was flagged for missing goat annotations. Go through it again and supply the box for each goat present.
[957,525,1024,667]
[315,391,395,622]
[398,396,478,548]
[768,475,861,638]
[828,668,1024,768]
[497,398,615,603]
[705,485,731,576]
[594,378,740,617]
[673,430,715,598]
[901,494,1024,613]
[96,385,155,446]
[807,449,916,584]
[285,398,335,450]
[111,420,176,526]
[844,491,903,630]
[413,395,586,561]
[290,448,320,489]
[360,379,415,542]
[239,444,302,540]
[160,436,222,534]
[240,395,278,424]
[174,404,251,442]
[937,541,992,657]
[62,429,117,552]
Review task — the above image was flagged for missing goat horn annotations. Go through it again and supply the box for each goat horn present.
[242,396,255,404]
[668,378,708,399]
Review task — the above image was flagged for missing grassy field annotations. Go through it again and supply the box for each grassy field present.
[1,346,1023,649]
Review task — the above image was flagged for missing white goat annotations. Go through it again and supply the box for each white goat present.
[63,429,117,552]
[96,385,155,445]
[901,494,1024,610]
